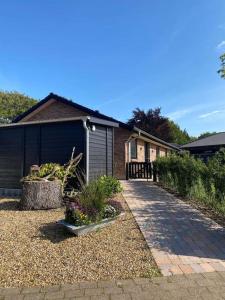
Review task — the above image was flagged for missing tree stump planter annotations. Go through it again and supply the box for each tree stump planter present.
[20,180,63,210]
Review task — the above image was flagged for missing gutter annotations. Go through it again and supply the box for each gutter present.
[133,126,179,150]
[82,117,91,184]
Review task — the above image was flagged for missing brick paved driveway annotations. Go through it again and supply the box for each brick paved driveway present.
[122,181,225,276]
[1,272,225,300]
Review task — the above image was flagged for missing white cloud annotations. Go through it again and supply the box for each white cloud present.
[167,109,191,120]
[199,110,225,119]
[217,40,225,49]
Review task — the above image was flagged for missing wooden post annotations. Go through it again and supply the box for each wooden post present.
[153,163,157,182]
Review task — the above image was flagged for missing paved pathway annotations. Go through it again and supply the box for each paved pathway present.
[122,181,225,276]
[1,272,225,300]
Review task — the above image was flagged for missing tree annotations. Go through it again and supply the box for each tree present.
[168,120,193,145]
[218,53,225,79]
[198,131,217,139]
[127,107,192,144]
[0,91,37,123]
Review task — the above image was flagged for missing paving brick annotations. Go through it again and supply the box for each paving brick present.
[2,287,22,295]
[133,278,150,285]
[64,288,84,298]
[40,285,60,293]
[97,280,117,288]
[122,181,225,277]
[122,285,142,294]
[44,291,65,299]
[90,295,110,300]
[80,282,98,289]
[111,294,131,300]
[22,287,41,294]
[84,288,103,296]
[104,287,123,295]
[5,295,25,300]
[178,264,194,274]
[61,283,80,291]
[24,294,44,300]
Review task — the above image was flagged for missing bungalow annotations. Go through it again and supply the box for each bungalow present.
[0,93,178,194]
[181,132,225,161]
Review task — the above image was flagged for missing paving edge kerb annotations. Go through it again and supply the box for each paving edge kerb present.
[1,273,225,300]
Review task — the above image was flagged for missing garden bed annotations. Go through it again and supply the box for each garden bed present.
[58,212,125,236]
[0,194,159,288]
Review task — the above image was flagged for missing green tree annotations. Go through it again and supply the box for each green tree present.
[218,53,225,79]
[168,120,193,145]
[127,107,192,144]
[0,91,37,123]
[198,131,217,139]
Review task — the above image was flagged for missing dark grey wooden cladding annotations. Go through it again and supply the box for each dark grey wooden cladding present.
[40,122,85,166]
[24,126,40,175]
[0,127,24,188]
[0,121,85,189]
[89,125,113,180]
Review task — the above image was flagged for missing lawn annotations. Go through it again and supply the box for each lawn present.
[0,194,159,287]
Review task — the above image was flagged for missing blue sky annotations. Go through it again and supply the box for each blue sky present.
[0,0,225,136]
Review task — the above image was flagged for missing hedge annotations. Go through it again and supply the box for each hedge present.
[153,149,225,214]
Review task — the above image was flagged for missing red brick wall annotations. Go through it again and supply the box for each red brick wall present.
[114,127,131,179]
[21,99,88,122]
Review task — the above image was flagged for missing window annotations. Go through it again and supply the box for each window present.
[156,146,160,158]
[130,139,137,159]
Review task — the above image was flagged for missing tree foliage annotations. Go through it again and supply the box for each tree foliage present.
[218,53,225,79]
[127,107,192,145]
[0,91,37,123]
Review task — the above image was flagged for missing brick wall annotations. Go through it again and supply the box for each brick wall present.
[114,127,131,179]
[131,139,145,162]
[21,99,88,122]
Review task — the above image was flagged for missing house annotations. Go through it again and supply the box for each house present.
[0,93,178,194]
[181,132,225,161]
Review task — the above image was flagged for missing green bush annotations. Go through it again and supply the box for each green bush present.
[38,163,65,181]
[98,175,123,197]
[65,176,122,225]
[154,149,225,214]
[78,180,107,219]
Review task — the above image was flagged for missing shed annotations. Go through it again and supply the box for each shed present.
[0,116,118,195]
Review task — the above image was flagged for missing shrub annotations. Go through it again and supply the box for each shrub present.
[101,205,117,219]
[38,163,65,181]
[98,176,123,197]
[64,176,123,226]
[65,201,90,226]
[154,149,225,214]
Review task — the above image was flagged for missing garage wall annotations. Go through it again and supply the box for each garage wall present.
[0,121,85,189]
[89,125,113,180]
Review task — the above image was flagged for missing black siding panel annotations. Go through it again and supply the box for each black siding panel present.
[0,128,24,188]
[107,128,113,176]
[24,126,40,175]
[41,121,85,167]
[0,121,86,189]
[89,125,113,180]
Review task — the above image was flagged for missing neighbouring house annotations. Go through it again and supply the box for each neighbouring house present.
[0,93,178,194]
[181,132,225,161]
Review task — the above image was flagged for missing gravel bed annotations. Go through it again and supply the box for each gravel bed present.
[0,194,159,288]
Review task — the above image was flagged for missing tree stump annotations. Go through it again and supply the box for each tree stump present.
[20,180,62,210]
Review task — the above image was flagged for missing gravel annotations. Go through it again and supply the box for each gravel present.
[0,194,159,288]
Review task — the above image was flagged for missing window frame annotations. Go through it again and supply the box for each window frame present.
[130,139,137,159]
